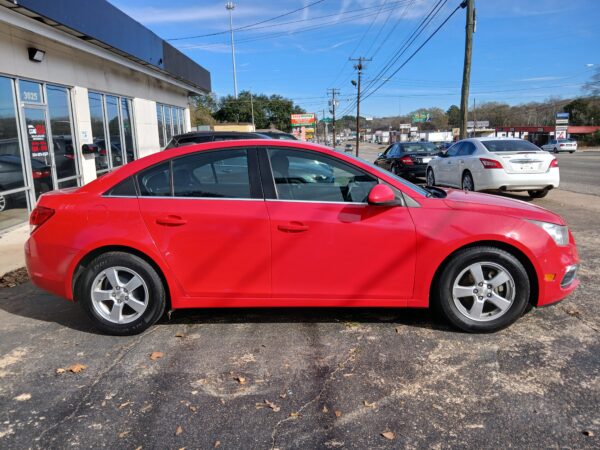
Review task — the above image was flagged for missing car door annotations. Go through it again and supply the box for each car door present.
[454,141,478,186]
[374,144,394,170]
[262,147,416,302]
[437,143,461,186]
[137,148,271,299]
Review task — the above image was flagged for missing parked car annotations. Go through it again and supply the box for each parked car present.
[256,131,298,141]
[0,155,52,211]
[26,139,579,335]
[541,139,577,154]
[165,131,270,149]
[426,138,559,198]
[374,141,439,179]
[344,143,353,152]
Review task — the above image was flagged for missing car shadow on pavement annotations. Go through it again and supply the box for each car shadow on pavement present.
[0,283,454,334]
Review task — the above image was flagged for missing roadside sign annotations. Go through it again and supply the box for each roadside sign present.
[321,117,332,124]
[412,113,430,123]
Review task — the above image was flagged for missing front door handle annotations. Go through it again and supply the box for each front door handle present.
[156,215,187,226]
[277,222,309,233]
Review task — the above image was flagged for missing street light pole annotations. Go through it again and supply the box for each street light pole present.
[226,2,238,99]
[350,56,371,158]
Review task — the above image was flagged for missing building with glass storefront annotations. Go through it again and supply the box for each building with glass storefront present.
[0,0,211,230]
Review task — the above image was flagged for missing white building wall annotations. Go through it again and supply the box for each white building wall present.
[70,86,97,184]
[133,98,161,158]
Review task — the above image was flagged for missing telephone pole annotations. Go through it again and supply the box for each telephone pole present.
[327,88,340,148]
[459,0,475,139]
[350,56,371,157]
[322,108,328,144]
[250,91,255,129]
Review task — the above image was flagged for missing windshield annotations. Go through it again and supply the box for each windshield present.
[342,153,432,197]
[402,142,438,153]
[481,140,541,152]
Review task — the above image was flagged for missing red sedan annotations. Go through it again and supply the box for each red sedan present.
[25,140,579,335]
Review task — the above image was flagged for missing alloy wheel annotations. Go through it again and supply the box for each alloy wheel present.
[90,266,149,324]
[426,169,435,187]
[462,173,474,191]
[0,195,6,212]
[452,261,515,322]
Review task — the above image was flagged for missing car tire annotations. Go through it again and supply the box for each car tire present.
[426,168,436,187]
[569,151,574,154]
[528,189,549,199]
[0,194,7,212]
[76,251,166,335]
[462,172,475,191]
[433,246,530,332]
[553,147,559,154]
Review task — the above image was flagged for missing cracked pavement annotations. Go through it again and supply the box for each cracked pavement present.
[0,169,599,448]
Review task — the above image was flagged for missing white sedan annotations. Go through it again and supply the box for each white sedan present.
[426,138,559,199]
[541,139,577,153]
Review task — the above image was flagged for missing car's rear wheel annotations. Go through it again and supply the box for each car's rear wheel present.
[426,168,435,187]
[569,151,575,154]
[462,172,475,191]
[0,194,6,212]
[76,252,166,335]
[433,246,530,332]
[528,189,549,199]
[553,147,559,153]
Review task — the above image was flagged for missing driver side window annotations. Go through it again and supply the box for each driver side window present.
[268,148,378,203]
[446,143,462,157]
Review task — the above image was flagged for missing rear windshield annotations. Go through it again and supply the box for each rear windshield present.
[401,143,438,153]
[481,140,540,152]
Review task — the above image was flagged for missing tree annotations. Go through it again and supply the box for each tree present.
[584,67,600,97]
[446,105,461,128]
[564,98,600,126]
[190,93,218,126]
[213,91,305,131]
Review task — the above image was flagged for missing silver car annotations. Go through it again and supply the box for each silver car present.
[541,139,577,154]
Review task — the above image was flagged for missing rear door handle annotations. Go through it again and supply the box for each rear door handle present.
[277,222,309,233]
[156,215,187,226]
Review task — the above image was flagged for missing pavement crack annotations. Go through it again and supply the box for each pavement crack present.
[270,337,363,450]
[34,328,156,444]
[560,305,600,333]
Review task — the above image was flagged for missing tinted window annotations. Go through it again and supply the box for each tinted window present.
[481,140,541,152]
[388,144,402,158]
[446,143,462,157]
[172,149,251,198]
[458,142,477,156]
[138,162,171,197]
[268,148,378,203]
[107,177,137,196]
[173,136,213,147]
[400,142,438,153]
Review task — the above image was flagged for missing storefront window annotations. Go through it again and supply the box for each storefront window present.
[18,80,43,104]
[89,92,108,174]
[121,98,134,163]
[47,85,77,181]
[0,76,29,229]
[164,105,172,143]
[157,104,165,148]
[157,103,185,149]
[106,95,123,168]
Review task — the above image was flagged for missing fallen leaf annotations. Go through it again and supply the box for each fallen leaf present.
[14,393,31,401]
[279,392,287,399]
[68,363,87,373]
[175,332,185,338]
[381,431,395,440]
[334,410,342,418]
[56,368,66,374]
[322,405,329,413]
[119,401,132,409]
[150,352,164,361]
[189,405,197,412]
[118,430,129,438]
[582,430,594,437]
[363,400,376,408]
[235,376,246,385]
[214,441,221,447]
[175,425,183,436]
[135,446,142,450]
[140,403,152,413]
[256,400,281,412]
[395,327,402,334]
[289,412,300,419]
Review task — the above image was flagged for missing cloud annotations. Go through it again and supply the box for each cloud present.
[117,4,270,25]
[294,38,357,53]
[517,76,568,82]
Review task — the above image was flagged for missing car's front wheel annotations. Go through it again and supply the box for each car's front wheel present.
[462,172,475,191]
[0,194,7,212]
[433,246,530,332]
[76,252,166,335]
[426,168,435,187]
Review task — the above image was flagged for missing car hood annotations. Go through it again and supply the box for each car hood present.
[442,189,564,225]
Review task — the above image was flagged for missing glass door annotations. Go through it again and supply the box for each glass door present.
[22,106,54,199]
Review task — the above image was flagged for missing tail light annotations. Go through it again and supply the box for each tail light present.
[480,158,503,169]
[559,144,565,147]
[550,158,559,168]
[32,169,50,179]
[29,206,54,233]
[400,155,413,165]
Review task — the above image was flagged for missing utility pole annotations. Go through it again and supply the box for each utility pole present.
[322,109,327,144]
[226,2,238,99]
[350,56,371,158]
[472,97,476,137]
[459,0,475,139]
[327,88,340,148]
[250,91,255,130]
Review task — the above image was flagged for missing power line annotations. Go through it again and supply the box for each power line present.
[167,0,327,41]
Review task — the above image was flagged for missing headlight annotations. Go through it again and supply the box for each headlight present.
[528,220,569,246]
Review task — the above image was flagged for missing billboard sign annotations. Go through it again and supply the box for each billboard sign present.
[412,113,430,123]
[291,113,317,127]
[467,120,490,128]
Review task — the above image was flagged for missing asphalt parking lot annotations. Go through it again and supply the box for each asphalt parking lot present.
[1,149,599,449]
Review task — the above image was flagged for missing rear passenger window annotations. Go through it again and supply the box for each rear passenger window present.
[138,162,171,196]
[106,177,137,196]
[172,149,251,198]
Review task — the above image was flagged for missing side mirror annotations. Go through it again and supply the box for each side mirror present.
[368,184,400,206]
[377,152,383,157]
[437,151,447,157]
[81,143,98,155]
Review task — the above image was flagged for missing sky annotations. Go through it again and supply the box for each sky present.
[110,0,600,118]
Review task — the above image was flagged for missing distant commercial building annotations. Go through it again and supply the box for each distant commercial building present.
[0,0,211,230]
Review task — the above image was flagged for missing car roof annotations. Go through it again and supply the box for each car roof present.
[468,137,528,142]
[173,131,265,138]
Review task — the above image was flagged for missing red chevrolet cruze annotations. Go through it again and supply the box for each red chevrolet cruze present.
[25,140,579,335]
